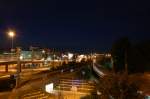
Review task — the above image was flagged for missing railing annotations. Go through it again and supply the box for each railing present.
[0,55,40,62]
[92,63,105,77]
[0,54,17,61]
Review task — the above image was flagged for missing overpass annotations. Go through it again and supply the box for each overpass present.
[0,59,63,72]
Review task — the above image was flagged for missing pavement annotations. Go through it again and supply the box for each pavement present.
[0,67,50,81]
[0,67,50,99]
[8,66,95,99]
[0,91,11,99]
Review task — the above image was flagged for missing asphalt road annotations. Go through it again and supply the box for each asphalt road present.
[8,64,97,99]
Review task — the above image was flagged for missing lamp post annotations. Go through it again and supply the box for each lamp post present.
[16,47,21,88]
[8,31,15,52]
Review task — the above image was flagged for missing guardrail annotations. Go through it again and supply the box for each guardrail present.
[92,63,105,77]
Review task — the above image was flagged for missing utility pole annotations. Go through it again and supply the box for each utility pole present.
[30,46,34,67]
[16,47,21,88]
[111,57,115,73]
[125,49,128,74]
[53,48,55,68]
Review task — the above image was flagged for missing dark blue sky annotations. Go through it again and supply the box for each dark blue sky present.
[0,0,150,51]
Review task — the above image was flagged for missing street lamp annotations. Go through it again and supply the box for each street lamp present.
[8,31,15,52]
[16,47,21,88]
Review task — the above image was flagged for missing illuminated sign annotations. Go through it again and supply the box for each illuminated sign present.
[45,83,54,93]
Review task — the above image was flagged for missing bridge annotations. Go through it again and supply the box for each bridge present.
[0,58,64,73]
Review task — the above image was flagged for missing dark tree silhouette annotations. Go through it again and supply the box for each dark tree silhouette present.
[112,37,150,73]
[128,40,150,73]
[97,72,144,99]
[111,37,130,73]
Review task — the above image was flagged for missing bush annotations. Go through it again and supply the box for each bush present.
[97,72,144,99]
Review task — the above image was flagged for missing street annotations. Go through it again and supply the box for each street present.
[8,64,96,99]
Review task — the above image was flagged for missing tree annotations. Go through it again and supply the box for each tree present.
[128,40,150,73]
[97,72,144,99]
[111,37,130,73]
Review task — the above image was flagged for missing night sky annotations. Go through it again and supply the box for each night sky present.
[0,0,150,52]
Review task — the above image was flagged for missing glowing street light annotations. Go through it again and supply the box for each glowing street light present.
[8,31,15,52]
[8,31,15,37]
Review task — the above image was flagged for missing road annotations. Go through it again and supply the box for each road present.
[20,77,96,99]
[8,65,96,99]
